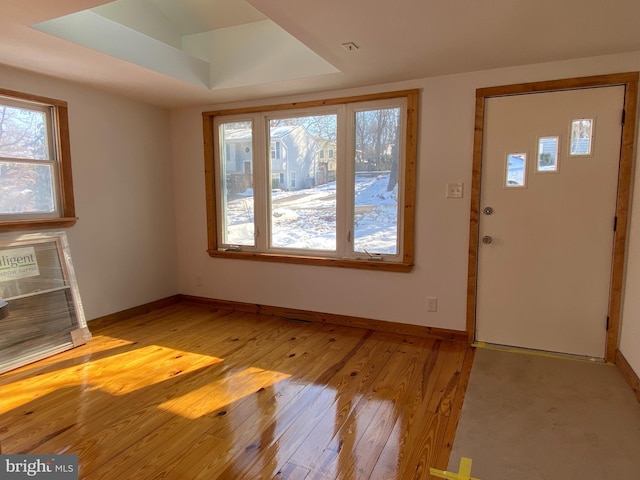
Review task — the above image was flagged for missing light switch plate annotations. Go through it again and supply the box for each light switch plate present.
[446,182,464,199]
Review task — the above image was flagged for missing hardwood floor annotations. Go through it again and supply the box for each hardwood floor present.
[0,302,474,479]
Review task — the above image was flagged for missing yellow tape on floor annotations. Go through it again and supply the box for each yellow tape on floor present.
[430,457,480,480]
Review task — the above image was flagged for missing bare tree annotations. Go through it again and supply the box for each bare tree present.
[354,107,400,189]
[0,105,51,213]
[269,115,337,141]
[0,106,47,159]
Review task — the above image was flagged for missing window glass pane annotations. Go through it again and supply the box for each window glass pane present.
[570,119,593,155]
[506,153,526,187]
[0,162,55,214]
[269,115,337,250]
[354,107,401,255]
[537,137,558,172]
[219,121,254,246]
[0,104,50,160]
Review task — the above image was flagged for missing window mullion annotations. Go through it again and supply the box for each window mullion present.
[212,118,226,247]
[252,114,268,251]
[395,98,408,258]
[336,104,352,258]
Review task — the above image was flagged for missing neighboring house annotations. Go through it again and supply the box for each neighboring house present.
[221,128,254,194]
[223,125,330,193]
[314,138,337,184]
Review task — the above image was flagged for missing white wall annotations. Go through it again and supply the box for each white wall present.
[0,65,179,320]
[171,50,640,381]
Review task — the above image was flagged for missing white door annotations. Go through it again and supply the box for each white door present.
[476,86,625,358]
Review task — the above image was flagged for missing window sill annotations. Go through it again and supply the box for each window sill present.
[0,217,78,233]
[207,249,413,272]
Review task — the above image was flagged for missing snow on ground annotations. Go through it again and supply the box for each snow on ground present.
[354,175,398,254]
[225,174,398,254]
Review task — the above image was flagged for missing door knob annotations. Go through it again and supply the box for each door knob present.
[482,235,492,244]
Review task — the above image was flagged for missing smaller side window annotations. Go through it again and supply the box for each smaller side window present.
[0,89,76,231]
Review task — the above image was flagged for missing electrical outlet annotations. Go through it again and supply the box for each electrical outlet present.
[446,182,464,199]
[427,297,438,312]
[195,275,203,287]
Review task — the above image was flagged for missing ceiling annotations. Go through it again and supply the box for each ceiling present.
[2,0,640,109]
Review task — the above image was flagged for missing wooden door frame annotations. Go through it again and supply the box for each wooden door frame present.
[466,72,639,362]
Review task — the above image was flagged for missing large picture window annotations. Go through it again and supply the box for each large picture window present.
[203,90,418,271]
[0,88,76,231]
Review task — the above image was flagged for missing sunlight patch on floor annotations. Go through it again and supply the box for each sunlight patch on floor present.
[158,367,291,419]
[85,345,224,396]
[0,341,223,412]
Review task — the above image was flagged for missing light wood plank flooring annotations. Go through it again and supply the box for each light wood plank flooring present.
[0,302,474,479]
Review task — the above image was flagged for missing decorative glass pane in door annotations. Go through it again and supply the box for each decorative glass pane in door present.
[570,119,593,156]
[537,137,559,173]
[506,153,527,188]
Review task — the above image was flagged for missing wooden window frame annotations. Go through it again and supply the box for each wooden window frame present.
[203,89,419,272]
[0,88,77,232]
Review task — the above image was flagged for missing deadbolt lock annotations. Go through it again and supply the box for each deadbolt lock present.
[483,206,494,215]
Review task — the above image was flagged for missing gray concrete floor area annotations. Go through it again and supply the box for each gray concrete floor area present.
[449,347,640,480]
